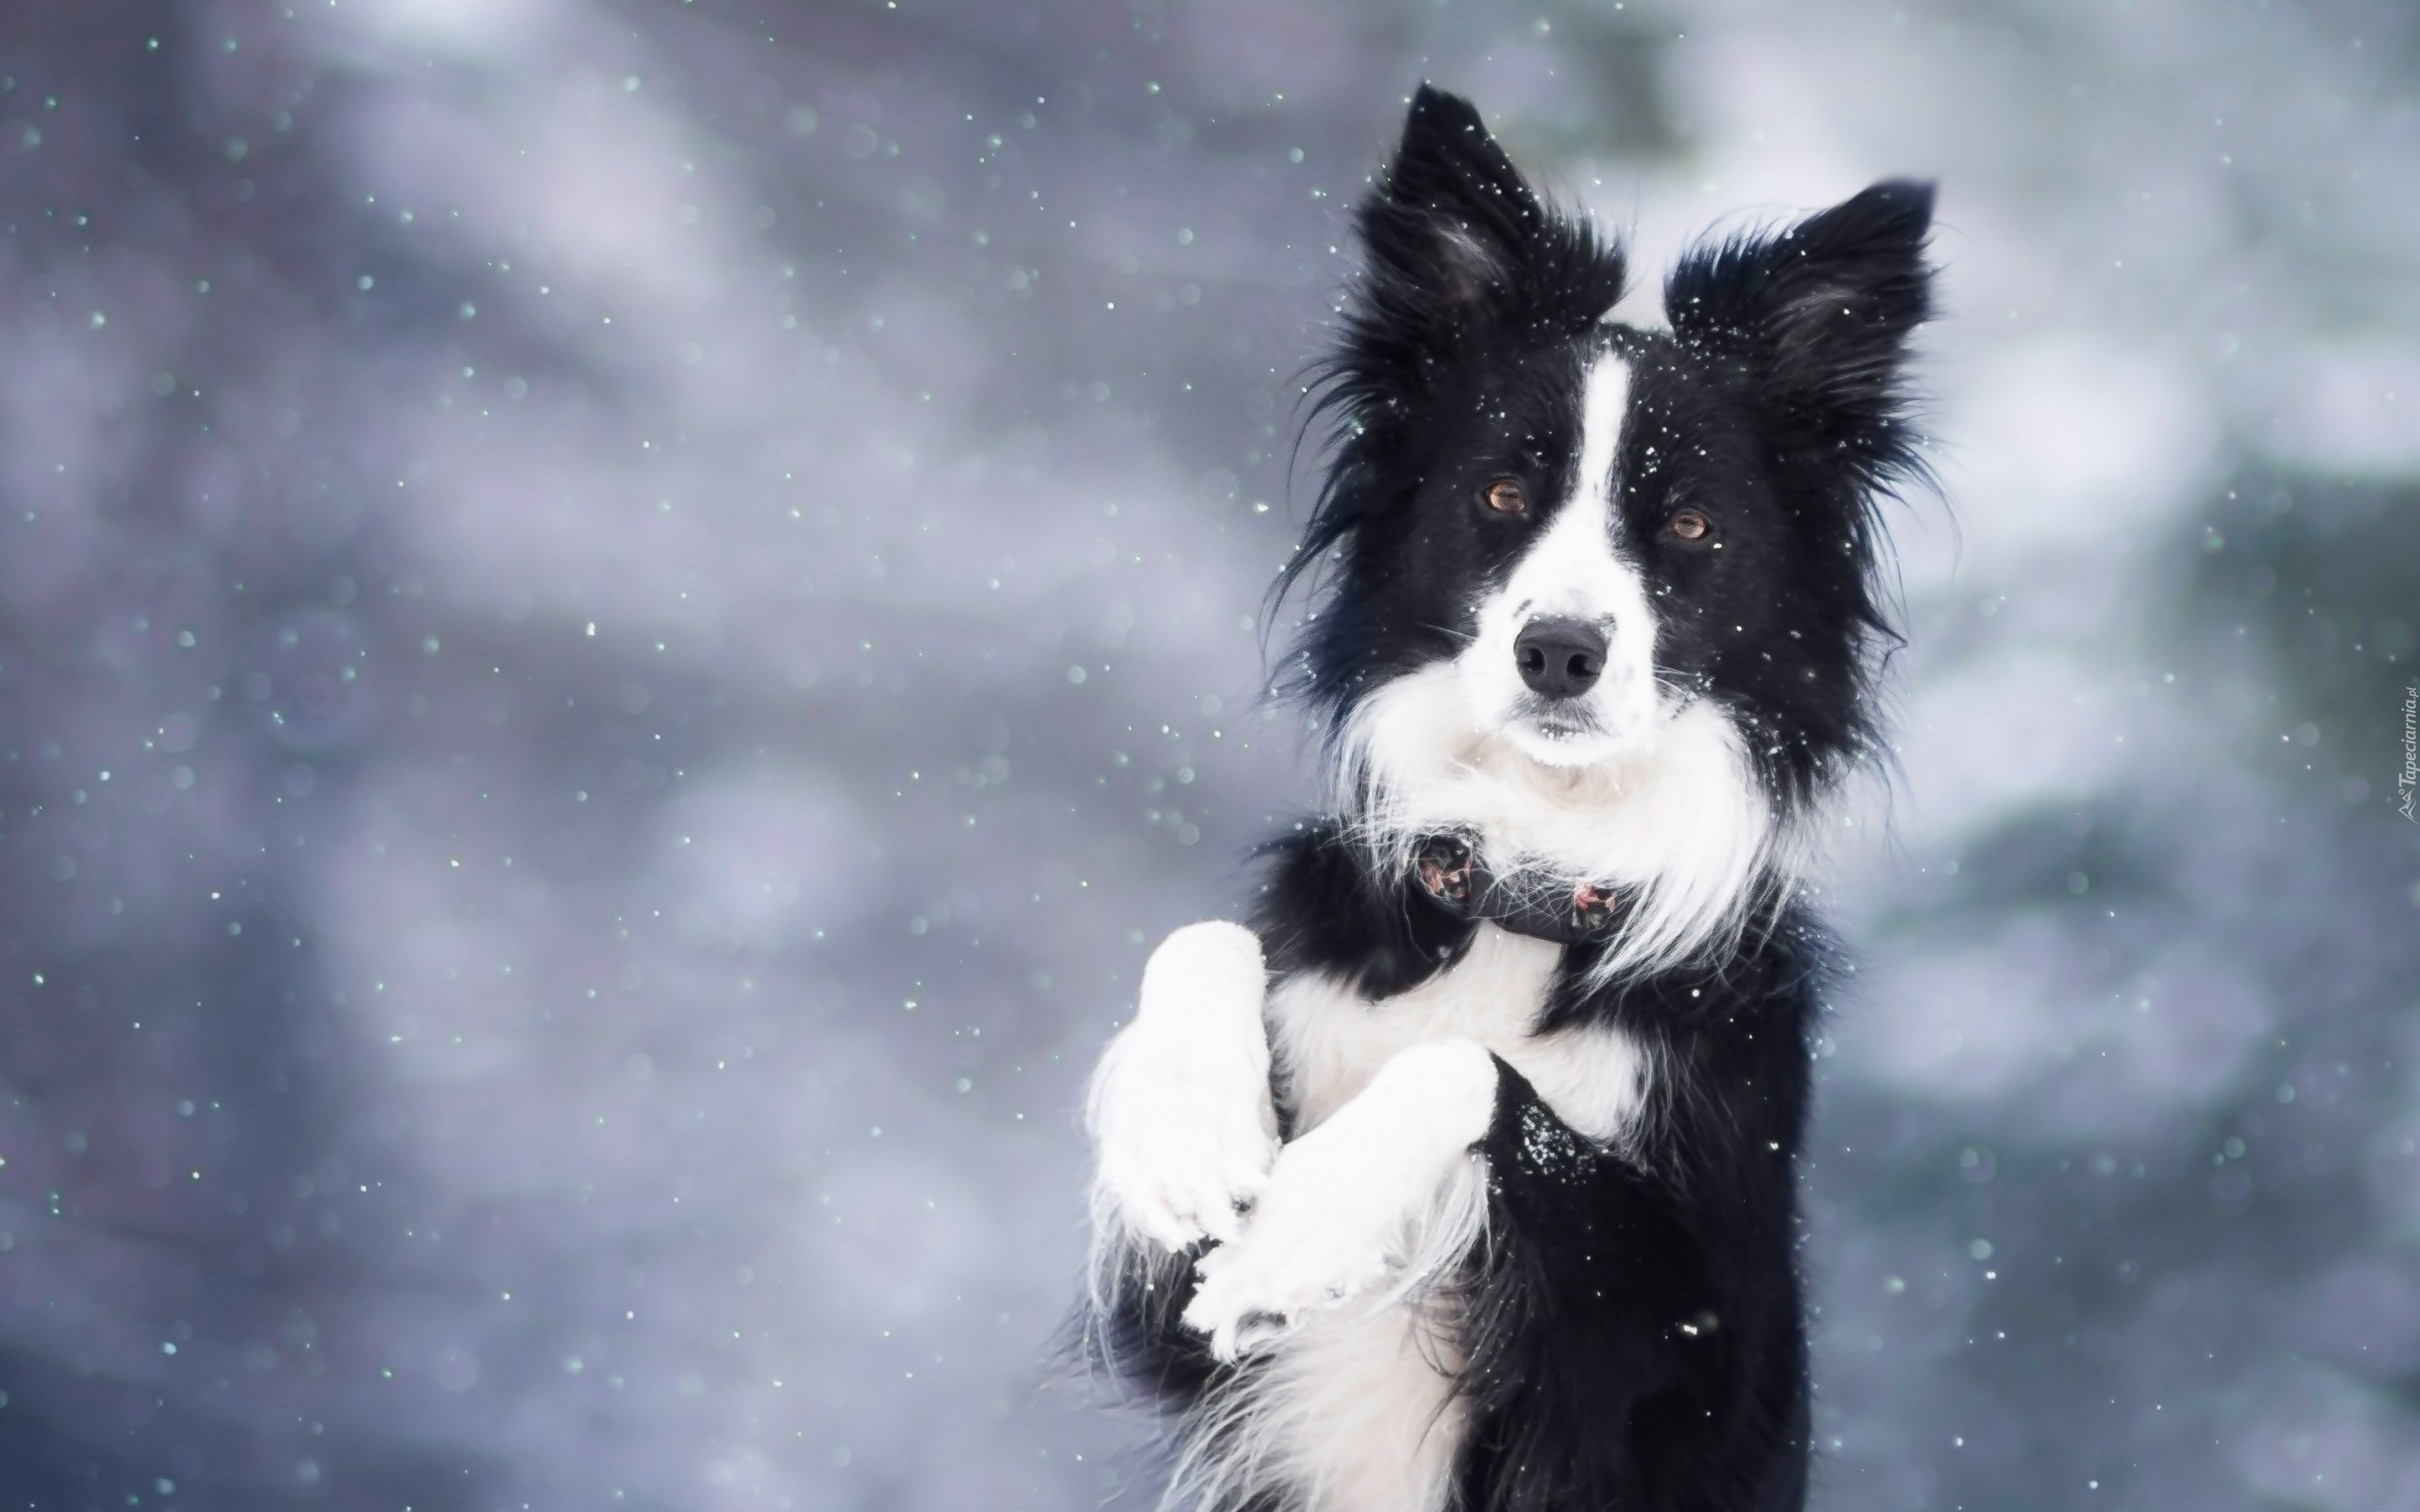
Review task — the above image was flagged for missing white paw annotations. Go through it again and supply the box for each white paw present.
[1182,1038,1499,1361]
[1087,921,1279,1252]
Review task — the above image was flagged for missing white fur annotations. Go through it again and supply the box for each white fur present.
[1461,350,1660,769]
[1339,664,1779,982]
[1152,929,1650,1512]
[1171,1038,1495,1512]
[1570,346,1632,526]
[1175,1258,1473,1512]
[1270,926,1649,1145]
[1184,1037,1499,1357]
[1087,921,1280,1270]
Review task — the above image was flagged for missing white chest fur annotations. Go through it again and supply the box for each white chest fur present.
[1268,922,1651,1147]
[1204,927,1649,1512]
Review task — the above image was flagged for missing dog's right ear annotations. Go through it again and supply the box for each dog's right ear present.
[1368,87,1544,315]
[1342,87,1625,391]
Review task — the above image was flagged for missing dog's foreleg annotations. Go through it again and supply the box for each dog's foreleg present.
[1181,1038,1497,1360]
[1086,921,1281,1257]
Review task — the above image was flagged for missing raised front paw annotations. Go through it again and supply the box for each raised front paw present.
[1181,1160,1404,1360]
[1181,1038,1500,1361]
[1087,921,1279,1252]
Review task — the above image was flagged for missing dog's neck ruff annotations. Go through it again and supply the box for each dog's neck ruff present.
[1409,832,1629,946]
[1334,675,1783,980]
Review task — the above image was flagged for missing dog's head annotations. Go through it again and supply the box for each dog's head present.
[1288,87,1932,853]
[1280,87,1934,969]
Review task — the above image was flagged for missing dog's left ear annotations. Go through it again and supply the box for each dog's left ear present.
[1665,181,1934,459]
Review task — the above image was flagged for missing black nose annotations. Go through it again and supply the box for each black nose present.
[1514,618,1607,700]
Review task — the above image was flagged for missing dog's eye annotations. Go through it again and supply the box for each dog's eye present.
[1483,479,1528,516]
[1668,509,1711,541]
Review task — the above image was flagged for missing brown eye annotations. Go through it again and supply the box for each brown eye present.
[1668,509,1711,541]
[1484,479,1528,515]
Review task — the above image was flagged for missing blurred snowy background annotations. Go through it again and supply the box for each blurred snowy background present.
[0,1,2415,1508]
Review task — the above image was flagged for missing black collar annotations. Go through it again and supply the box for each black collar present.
[1408,832,1629,947]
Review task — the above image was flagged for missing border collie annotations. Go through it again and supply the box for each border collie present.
[1083,86,1933,1512]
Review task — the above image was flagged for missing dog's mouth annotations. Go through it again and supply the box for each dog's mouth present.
[1513,698,1601,743]
[1501,701,1627,768]
[1494,680,1679,769]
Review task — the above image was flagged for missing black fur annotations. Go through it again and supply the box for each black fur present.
[1454,927,1823,1512]
[1285,87,1930,816]
[1088,85,1933,1512]
[1281,87,1632,713]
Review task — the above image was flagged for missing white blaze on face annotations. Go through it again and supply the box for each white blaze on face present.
[1460,347,1660,768]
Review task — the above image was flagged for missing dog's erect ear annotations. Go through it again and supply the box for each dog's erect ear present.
[1342,87,1626,386]
[1665,181,1934,459]
[1370,87,1543,309]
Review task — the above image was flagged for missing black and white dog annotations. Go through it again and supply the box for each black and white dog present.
[1084,86,1933,1512]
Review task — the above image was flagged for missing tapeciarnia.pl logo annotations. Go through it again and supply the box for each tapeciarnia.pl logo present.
[2400,685,2417,822]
